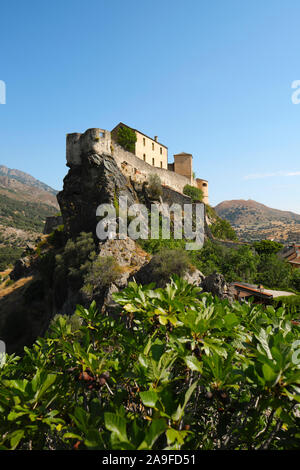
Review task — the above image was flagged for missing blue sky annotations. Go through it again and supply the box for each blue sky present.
[1,0,300,212]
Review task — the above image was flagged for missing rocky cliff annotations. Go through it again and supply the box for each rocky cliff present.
[0,149,226,354]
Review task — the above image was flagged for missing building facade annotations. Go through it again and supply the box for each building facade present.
[111,122,168,170]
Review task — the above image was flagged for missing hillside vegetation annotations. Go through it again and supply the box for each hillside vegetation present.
[215,199,300,243]
[0,166,59,270]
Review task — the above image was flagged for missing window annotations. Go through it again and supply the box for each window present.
[152,158,155,166]
[160,147,162,155]
[100,132,104,138]
[143,138,146,146]
[143,154,146,161]
[160,161,162,168]
[202,183,207,187]
[152,143,154,150]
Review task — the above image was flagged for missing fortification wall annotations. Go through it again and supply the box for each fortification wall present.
[161,186,192,206]
[112,143,193,194]
[66,128,208,199]
[66,128,111,166]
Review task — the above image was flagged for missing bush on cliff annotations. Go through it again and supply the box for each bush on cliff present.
[81,255,121,301]
[183,184,203,202]
[146,174,163,200]
[54,232,96,307]
[116,126,137,153]
[136,248,190,287]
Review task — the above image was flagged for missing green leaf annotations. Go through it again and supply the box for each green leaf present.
[256,329,272,360]
[185,355,203,372]
[224,312,239,328]
[63,432,82,440]
[104,413,128,443]
[138,419,167,450]
[9,430,24,450]
[34,373,57,402]
[140,390,158,408]
[262,363,277,383]
[172,382,197,422]
[166,428,187,446]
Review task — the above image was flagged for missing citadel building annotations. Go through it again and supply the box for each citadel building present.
[66,123,209,204]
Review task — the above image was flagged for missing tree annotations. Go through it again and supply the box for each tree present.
[290,268,300,292]
[210,217,238,241]
[253,240,283,256]
[256,254,291,289]
[117,126,137,153]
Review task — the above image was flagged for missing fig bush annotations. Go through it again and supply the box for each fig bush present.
[0,276,299,450]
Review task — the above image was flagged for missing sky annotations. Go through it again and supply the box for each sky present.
[1,0,300,213]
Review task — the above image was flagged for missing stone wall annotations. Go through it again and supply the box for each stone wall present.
[66,128,111,166]
[112,143,194,194]
[66,128,208,199]
[161,186,192,206]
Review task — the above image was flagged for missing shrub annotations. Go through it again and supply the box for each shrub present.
[256,254,292,290]
[210,217,238,241]
[183,184,203,202]
[253,240,284,255]
[0,246,23,270]
[81,255,121,300]
[273,294,300,314]
[290,269,300,293]
[53,232,96,306]
[116,126,137,153]
[0,280,299,450]
[48,225,65,249]
[147,248,190,286]
[147,174,162,200]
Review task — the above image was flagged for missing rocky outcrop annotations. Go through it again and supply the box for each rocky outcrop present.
[43,215,63,234]
[57,152,137,238]
[9,257,32,281]
[98,237,150,314]
[184,269,205,286]
[131,258,204,289]
[98,237,149,270]
[200,272,232,300]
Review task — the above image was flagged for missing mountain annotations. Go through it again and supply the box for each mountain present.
[214,199,300,243]
[0,165,58,197]
[0,165,59,269]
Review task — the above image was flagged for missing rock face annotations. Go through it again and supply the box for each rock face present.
[57,152,137,238]
[9,257,32,281]
[131,258,204,289]
[200,272,231,299]
[184,269,205,286]
[98,237,149,270]
[98,237,150,314]
[43,216,63,234]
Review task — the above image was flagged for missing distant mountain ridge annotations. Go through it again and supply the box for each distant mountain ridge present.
[214,199,300,243]
[0,165,58,196]
[0,164,59,269]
